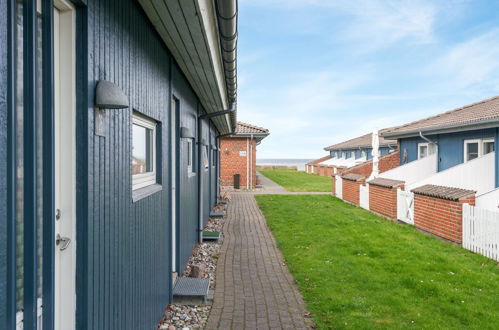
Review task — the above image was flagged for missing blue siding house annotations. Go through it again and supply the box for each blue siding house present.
[381,96,499,187]
[0,0,238,329]
[322,132,397,167]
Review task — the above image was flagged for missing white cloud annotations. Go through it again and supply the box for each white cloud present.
[241,0,441,49]
[429,28,499,89]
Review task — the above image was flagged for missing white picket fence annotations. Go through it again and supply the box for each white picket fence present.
[359,184,369,210]
[397,188,414,225]
[335,176,343,199]
[462,203,499,261]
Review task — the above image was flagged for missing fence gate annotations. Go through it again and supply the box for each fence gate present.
[335,176,343,199]
[462,204,499,261]
[397,188,414,225]
[359,184,369,210]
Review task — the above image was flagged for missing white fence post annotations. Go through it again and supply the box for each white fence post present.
[335,176,343,199]
[462,203,499,261]
[397,188,414,225]
[359,184,369,210]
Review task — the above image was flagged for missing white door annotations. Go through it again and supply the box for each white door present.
[54,1,76,329]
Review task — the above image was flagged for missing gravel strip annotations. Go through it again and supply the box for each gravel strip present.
[158,202,228,330]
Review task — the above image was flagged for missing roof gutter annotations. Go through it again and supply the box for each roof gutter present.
[216,0,238,132]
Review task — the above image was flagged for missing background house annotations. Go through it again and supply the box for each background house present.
[220,122,269,189]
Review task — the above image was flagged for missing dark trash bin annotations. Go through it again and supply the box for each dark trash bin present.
[234,174,240,189]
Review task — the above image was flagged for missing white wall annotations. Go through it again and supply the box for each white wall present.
[379,154,437,185]
[407,152,495,195]
[476,187,499,211]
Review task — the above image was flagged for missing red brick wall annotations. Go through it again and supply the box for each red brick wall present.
[220,137,257,188]
[341,151,400,177]
[331,176,336,195]
[414,194,475,243]
[369,183,403,219]
[324,166,333,177]
[343,179,363,205]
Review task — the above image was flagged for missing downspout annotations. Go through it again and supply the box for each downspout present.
[197,114,203,243]
[250,134,254,188]
[246,137,249,189]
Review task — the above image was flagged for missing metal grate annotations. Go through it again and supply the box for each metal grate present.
[210,210,225,218]
[173,277,210,303]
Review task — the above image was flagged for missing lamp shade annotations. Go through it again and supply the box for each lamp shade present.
[95,80,129,109]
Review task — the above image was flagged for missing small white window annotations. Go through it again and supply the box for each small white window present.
[464,138,495,162]
[203,146,209,170]
[187,139,194,175]
[483,138,495,155]
[418,143,429,159]
[132,113,157,190]
[417,143,436,159]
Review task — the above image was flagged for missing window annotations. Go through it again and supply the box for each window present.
[203,146,209,170]
[417,143,436,159]
[187,139,194,175]
[212,149,217,168]
[464,138,495,162]
[483,138,495,155]
[418,143,429,159]
[132,113,157,190]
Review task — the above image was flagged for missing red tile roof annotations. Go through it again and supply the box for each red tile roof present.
[235,122,269,135]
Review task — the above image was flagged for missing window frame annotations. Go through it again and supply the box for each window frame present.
[132,113,157,190]
[187,139,194,176]
[482,138,495,155]
[464,138,495,162]
[417,142,429,159]
[203,145,209,171]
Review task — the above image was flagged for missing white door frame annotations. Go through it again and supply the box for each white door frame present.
[171,97,178,275]
[54,1,76,329]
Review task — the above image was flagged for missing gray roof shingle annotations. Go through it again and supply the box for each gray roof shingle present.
[411,184,476,201]
[342,173,365,181]
[382,95,499,137]
[367,177,405,188]
[324,131,396,151]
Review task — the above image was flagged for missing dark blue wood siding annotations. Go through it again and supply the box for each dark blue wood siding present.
[0,0,8,327]
[399,128,497,172]
[78,1,172,329]
[200,117,210,226]
[209,124,217,209]
[174,64,200,273]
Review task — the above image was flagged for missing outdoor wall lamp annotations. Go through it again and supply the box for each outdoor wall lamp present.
[180,127,195,139]
[95,80,129,109]
[94,80,129,137]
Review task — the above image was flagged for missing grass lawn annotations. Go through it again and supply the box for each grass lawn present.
[255,194,499,330]
[258,169,331,192]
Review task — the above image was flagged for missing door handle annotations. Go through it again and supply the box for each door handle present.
[56,234,71,251]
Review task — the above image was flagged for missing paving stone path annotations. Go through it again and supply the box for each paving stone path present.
[205,192,314,329]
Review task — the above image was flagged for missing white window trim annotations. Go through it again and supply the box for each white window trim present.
[417,142,429,159]
[464,138,495,162]
[132,114,157,190]
[483,138,495,154]
[187,139,194,176]
[203,145,209,171]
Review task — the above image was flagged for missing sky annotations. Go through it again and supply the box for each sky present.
[236,0,499,159]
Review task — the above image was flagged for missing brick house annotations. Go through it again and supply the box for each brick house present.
[220,122,269,189]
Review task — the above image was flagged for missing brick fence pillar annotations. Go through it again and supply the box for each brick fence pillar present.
[342,174,366,205]
[331,175,336,196]
[412,185,476,244]
[367,178,405,219]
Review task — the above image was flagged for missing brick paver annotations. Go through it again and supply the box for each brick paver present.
[205,192,313,330]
